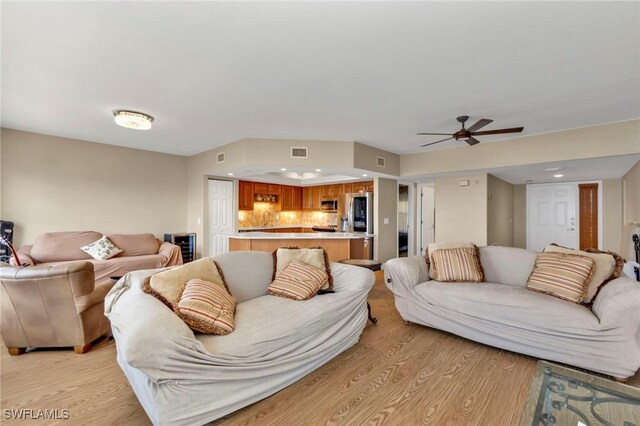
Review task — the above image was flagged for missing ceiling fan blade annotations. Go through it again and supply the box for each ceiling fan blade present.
[466,118,493,133]
[416,132,454,136]
[420,137,453,147]
[472,127,524,136]
[466,137,481,146]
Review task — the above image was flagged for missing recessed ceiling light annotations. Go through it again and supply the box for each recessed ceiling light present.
[362,174,368,177]
[280,168,287,171]
[315,169,322,172]
[544,167,561,172]
[554,174,564,178]
[227,172,234,176]
[113,110,154,130]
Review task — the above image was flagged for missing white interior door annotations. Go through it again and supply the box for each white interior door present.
[208,179,233,257]
[420,185,435,255]
[527,184,578,251]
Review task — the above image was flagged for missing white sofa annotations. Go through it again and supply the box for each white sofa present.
[105,251,375,425]
[383,246,640,380]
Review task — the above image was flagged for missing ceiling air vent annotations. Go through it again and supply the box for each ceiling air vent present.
[290,147,308,158]
[217,152,225,163]
[377,156,386,167]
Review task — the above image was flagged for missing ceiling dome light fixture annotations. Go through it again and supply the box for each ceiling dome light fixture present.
[113,110,154,130]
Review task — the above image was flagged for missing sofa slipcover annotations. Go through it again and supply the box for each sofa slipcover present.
[384,246,640,379]
[105,250,375,425]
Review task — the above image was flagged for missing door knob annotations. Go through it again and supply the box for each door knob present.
[567,228,575,231]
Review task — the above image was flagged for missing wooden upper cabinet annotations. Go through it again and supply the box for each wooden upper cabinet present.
[238,181,254,210]
[280,185,292,211]
[254,183,281,195]
[365,181,374,192]
[291,186,302,210]
[342,183,352,194]
[302,187,313,210]
[302,186,322,210]
[321,184,343,198]
[352,181,366,193]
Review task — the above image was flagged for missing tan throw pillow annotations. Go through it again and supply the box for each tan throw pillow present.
[543,244,617,303]
[273,247,333,290]
[427,242,476,279]
[526,252,595,303]
[269,260,328,301]
[431,247,484,283]
[81,236,123,261]
[175,278,236,335]
[143,257,226,309]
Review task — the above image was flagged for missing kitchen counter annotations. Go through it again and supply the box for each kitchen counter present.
[226,232,372,261]
[238,226,314,231]
[228,232,371,239]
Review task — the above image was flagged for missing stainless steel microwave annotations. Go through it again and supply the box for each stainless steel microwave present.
[320,199,338,212]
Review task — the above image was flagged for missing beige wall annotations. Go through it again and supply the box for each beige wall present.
[435,174,488,246]
[353,142,400,176]
[623,160,640,224]
[401,120,640,177]
[373,177,398,262]
[601,179,623,253]
[487,175,514,246]
[513,185,527,248]
[0,129,188,247]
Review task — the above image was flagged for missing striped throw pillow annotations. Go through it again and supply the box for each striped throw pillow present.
[431,247,484,283]
[268,260,328,301]
[176,278,236,335]
[526,252,594,303]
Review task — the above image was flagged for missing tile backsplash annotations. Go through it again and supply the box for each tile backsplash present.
[238,202,337,228]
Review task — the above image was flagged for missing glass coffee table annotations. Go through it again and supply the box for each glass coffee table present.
[520,361,640,426]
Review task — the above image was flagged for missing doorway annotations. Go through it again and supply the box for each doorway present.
[397,182,415,257]
[526,182,602,252]
[418,184,435,255]
[207,179,234,257]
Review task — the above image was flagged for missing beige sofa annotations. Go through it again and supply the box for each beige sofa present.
[10,231,182,285]
[383,246,640,380]
[0,261,113,354]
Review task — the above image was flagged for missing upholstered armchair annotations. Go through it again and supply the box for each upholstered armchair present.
[0,261,115,355]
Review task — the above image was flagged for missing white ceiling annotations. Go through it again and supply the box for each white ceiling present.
[2,2,639,156]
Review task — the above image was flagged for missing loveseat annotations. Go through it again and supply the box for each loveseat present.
[105,250,375,425]
[383,246,640,380]
[11,231,182,285]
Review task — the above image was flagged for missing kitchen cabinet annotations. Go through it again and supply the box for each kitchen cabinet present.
[280,186,302,211]
[342,183,352,194]
[352,180,374,194]
[254,183,281,195]
[365,181,374,192]
[302,186,322,210]
[321,184,343,198]
[239,181,254,210]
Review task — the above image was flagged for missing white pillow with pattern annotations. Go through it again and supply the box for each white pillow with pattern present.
[81,236,123,261]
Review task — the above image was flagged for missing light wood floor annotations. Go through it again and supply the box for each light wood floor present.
[2,271,638,425]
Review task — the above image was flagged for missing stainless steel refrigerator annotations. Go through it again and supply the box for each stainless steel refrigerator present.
[338,192,374,259]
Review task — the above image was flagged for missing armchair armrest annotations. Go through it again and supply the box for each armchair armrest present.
[9,245,35,266]
[158,241,183,266]
[383,256,429,296]
[592,277,640,328]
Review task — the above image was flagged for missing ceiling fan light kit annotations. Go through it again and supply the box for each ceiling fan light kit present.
[418,115,524,148]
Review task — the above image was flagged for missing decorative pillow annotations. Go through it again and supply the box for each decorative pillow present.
[273,247,333,290]
[268,260,329,301]
[81,236,123,261]
[543,244,620,303]
[430,247,484,283]
[143,257,226,309]
[175,278,236,335]
[426,242,476,279]
[526,252,595,303]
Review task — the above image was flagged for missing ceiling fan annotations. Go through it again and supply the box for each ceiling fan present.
[418,116,524,147]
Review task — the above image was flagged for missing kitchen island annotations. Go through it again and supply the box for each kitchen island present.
[227,232,371,261]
